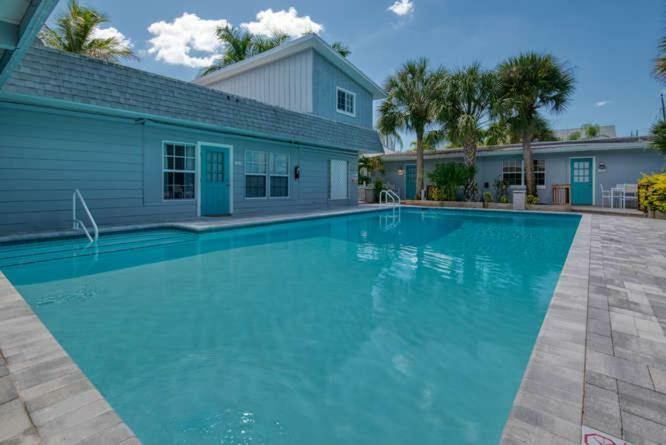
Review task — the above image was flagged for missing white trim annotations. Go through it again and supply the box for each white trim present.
[569,156,596,205]
[335,87,356,117]
[193,33,386,100]
[197,142,234,216]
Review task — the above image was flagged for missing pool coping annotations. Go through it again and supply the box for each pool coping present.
[500,214,592,444]
[0,206,591,444]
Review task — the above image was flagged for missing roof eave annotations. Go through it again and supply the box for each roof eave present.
[0,0,59,87]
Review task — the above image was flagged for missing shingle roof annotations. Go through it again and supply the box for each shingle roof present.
[2,45,383,153]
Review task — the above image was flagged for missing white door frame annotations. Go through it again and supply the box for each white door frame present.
[569,156,596,205]
[197,142,234,216]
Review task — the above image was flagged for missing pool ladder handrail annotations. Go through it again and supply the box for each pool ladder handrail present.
[72,189,99,244]
[379,189,401,207]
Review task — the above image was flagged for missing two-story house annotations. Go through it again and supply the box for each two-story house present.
[0,30,386,235]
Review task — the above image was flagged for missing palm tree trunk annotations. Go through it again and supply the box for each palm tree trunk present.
[416,131,425,200]
[463,140,477,201]
[522,132,536,196]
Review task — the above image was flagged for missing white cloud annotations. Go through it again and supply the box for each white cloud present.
[595,100,610,107]
[241,7,323,37]
[147,13,228,68]
[388,0,414,16]
[91,26,133,48]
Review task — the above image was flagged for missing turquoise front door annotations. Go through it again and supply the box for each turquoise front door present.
[200,145,231,215]
[405,165,416,199]
[570,158,593,205]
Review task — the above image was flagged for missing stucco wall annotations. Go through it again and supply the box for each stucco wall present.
[0,103,359,235]
[312,52,373,129]
[380,149,664,205]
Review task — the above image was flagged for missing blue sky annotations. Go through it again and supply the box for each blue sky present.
[49,0,665,139]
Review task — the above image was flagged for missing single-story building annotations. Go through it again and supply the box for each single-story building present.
[0,36,385,235]
[378,138,665,205]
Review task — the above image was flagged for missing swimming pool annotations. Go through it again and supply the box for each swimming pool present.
[1,208,580,445]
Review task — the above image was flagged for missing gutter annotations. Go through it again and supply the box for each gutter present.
[0,91,378,154]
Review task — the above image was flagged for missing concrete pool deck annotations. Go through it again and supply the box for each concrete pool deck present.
[0,206,664,444]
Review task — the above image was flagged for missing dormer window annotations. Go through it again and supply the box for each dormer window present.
[336,87,356,117]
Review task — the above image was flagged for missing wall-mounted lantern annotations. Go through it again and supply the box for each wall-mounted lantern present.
[397,167,405,176]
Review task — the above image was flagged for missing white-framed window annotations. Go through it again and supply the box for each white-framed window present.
[336,87,356,116]
[244,150,290,198]
[163,142,195,200]
[330,159,349,200]
[502,160,523,186]
[501,159,546,187]
[245,150,267,198]
[269,153,289,198]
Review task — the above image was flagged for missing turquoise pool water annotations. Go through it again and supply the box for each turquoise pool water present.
[1,208,580,445]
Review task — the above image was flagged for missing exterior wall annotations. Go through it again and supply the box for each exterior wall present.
[312,52,373,128]
[203,50,314,114]
[0,103,359,235]
[380,149,664,205]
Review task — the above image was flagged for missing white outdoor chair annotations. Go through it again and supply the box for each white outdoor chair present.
[621,184,638,209]
[600,184,612,208]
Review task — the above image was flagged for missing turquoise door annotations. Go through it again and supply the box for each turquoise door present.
[570,158,593,205]
[405,165,416,199]
[200,145,230,215]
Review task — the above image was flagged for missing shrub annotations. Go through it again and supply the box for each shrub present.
[492,176,509,202]
[568,131,581,141]
[483,191,493,203]
[428,163,475,201]
[527,194,539,205]
[374,180,384,201]
[499,195,509,204]
[638,173,666,213]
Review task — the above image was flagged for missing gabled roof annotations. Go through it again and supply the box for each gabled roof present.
[194,33,387,100]
[380,137,657,161]
[2,44,383,153]
[0,0,58,87]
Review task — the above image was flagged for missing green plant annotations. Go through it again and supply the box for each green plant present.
[358,156,384,185]
[495,52,575,196]
[638,173,666,213]
[582,123,600,138]
[483,191,493,203]
[527,194,539,205]
[568,131,581,141]
[651,119,666,155]
[39,0,136,63]
[373,180,385,201]
[655,34,666,83]
[378,58,447,200]
[427,163,475,201]
[492,176,509,202]
[499,195,509,204]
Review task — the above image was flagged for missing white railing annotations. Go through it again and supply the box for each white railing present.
[379,189,401,207]
[72,189,99,244]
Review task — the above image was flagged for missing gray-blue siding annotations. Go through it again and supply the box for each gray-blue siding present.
[381,150,665,205]
[312,52,374,128]
[0,103,359,235]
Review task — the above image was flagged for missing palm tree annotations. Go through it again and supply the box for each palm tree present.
[655,34,666,82]
[652,119,666,154]
[378,59,446,200]
[331,42,351,58]
[408,131,442,151]
[39,0,135,63]
[496,53,574,196]
[438,63,496,200]
[200,26,289,76]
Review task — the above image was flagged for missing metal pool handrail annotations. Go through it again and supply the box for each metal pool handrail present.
[72,189,99,244]
[379,189,401,207]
